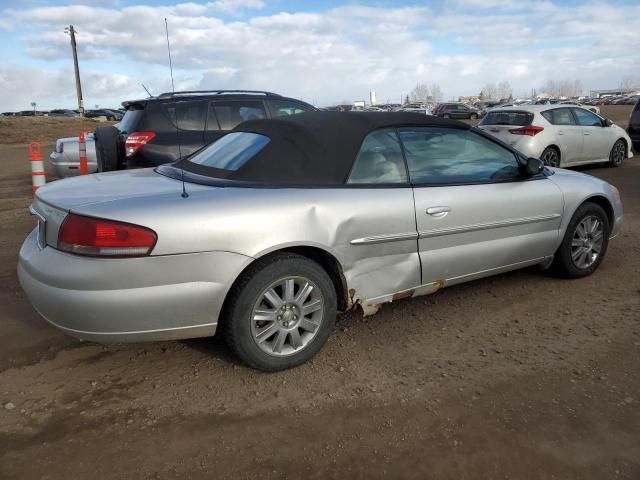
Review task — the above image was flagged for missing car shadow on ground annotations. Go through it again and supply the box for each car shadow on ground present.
[180,334,241,366]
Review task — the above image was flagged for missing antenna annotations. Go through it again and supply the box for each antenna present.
[163,18,187,198]
[164,17,175,92]
[141,83,152,97]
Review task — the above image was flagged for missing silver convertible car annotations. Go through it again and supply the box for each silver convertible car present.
[19,112,623,371]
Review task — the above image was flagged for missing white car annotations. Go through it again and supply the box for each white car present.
[477,105,633,168]
[50,134,98,178]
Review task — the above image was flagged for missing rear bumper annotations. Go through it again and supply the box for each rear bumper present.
[18,229,253,342]
[50,152,98,178]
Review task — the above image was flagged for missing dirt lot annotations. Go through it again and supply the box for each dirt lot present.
[0,116,116,144]
[1,107,639,479]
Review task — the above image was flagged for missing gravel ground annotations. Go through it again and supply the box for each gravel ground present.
[0,108,639,479]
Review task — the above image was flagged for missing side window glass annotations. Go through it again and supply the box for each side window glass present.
[269,100,311,117]
[542,108,575,126]
[163,101,207,131]
[573,108,602,127]
[212,100,267,130]
[398,128,521,184]
[347,128,408,184]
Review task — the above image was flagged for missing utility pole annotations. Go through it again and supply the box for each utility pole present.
[65,25,84,117]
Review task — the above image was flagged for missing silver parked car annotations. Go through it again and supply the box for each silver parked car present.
[477,105,633,168]
[19,112,623,371]
[50,134,98,177]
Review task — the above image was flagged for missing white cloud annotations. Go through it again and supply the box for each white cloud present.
[1,1,639,110]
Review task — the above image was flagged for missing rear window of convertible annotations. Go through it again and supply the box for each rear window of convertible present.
[187,132,270,171]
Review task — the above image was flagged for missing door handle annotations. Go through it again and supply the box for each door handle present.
[584,132,590,135]
[427,206,451,217]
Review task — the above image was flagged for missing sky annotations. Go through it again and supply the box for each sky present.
[0,0,639,110]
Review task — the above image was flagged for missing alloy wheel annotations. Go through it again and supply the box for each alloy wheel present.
[250,276,324,357]
[611,141,625,166]
[571,215,604,269]
[542,149,560,167]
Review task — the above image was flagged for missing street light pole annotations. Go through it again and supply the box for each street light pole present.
[66,25,84,117]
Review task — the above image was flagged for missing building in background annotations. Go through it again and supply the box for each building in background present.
[590,88,639,98]
[369,90,377,106]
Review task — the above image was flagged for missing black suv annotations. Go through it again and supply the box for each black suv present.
[95,90,316,171]
[432,103,480,120]
[628,97,640,152]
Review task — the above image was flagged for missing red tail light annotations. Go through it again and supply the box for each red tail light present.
[125,132,156,158]
[508,125,544,136]
[58,214,157,257]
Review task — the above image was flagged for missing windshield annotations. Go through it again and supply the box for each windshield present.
[187,132,270,171]
[480,110,533,126]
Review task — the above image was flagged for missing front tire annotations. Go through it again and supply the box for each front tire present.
[609,139,625,167]
[551,202,609,278]
[541,147,560,167]
[222,253,337,371]
[470,113,478,120]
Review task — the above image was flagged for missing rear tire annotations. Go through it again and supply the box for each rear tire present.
[222,253,337,371]
[94,125,121,172]
[470,113,478,120]
[541,146,560,167]
[551,202,609,278]
[608,139,625,167]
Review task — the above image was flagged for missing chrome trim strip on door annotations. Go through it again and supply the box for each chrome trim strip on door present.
[418,213,561,239]
[350,231,419,245]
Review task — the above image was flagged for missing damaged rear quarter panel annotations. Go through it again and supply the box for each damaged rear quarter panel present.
[78,186,422,307]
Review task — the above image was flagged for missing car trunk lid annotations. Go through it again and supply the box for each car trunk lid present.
[35,168,209,211]
[31,169,210,249]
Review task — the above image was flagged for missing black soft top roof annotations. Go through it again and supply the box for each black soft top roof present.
[182,111,469,185]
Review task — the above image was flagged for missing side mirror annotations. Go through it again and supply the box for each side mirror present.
[603,118,613,127]
[525,157,544,175]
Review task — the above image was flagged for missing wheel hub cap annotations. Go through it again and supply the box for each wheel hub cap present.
[251,276,324,357]
[571,216,604,269]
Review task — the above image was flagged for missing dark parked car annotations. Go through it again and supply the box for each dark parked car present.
[432,103,480,120]
[85,109,123,121]
[628,98,640,152]
[48,109,78,117]
[94,90,316,171]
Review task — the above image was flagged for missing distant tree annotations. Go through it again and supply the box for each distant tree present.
[480,83,498,100]
[496,81,512,101]
[572,79,583,97]
[540,80,558,97]
[410,83,430,103]
[620,75,640,90]
[404,95,410,106]
[430,84,443,102]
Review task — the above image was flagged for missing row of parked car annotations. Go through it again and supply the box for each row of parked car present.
[2,108,124,120]
[584,95,640,106]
